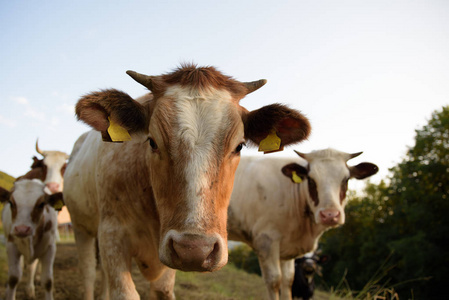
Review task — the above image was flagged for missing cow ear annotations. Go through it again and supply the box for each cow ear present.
[31,156,43,168]
[46,192,65,211]
[76,89,149,142]
[281,163,308,183]
[349,162,379,179]
[0,187,11,203]
[242,104,311,153]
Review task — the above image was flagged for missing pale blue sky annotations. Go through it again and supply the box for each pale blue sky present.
[1,0,448,192]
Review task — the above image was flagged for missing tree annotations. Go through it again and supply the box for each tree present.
[320,106,449,299]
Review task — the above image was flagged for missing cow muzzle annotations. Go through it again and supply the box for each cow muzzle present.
[13,224,33,238]
[319,209,343,226]
[45,182,61,194]
[160,230,227,272]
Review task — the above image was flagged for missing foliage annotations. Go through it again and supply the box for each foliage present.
[228,243,261,275]
[320,106,449,299]
[0,171,15,214]
[0,171,15,191]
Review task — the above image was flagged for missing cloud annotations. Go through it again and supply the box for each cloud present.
[0,115,17,128]
[13,96,29,105]
[11,95,48,123]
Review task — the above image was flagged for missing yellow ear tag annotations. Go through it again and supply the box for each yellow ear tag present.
[258,129,281,153]
[107,117,131,142]
[292,171,302,184]
[53,199,64,211]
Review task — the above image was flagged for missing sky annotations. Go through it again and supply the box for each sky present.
[1,0,448,192]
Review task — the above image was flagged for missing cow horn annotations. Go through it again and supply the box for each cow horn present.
[294,150,307,159]
[35,139,47,157]
[244,79,267,95]
[348,152,363,160]
[126,70,155,91]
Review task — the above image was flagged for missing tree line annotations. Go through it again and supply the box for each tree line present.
[320,106,449,299]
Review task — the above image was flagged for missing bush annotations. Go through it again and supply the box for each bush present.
[228,244,261,276]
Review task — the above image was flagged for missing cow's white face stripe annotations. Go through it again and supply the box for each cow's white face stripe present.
[166,85,235,228]
[305,149,352,224]
[11,179,46,228]
[42,151,68,190]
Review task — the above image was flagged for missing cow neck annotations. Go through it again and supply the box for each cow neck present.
[296,181,325,240]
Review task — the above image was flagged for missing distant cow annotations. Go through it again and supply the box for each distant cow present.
[227,149,378,300]
[0,179,64,300]
[18,140,69,194]
[63,64,311,299]
[17,140,70,225]
[291,252,329,300]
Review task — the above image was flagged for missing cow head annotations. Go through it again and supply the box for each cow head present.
[75,64,311,271]
[25,140,70,194]
[282,148,378,227]
[0,179,64,239]
[295,251,329,285]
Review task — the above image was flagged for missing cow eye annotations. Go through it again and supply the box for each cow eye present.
[234,142,245,154]
[148,137,158,150]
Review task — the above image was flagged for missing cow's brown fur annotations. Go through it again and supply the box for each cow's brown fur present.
[160,64,248,99]
[17,157,47,182]
[65,64,312,300]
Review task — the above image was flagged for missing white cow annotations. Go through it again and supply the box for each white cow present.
[0,179,64,300]
[227,149,378,300]
[18,140,69,194]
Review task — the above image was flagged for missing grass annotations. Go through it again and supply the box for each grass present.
[0,227,409,300]
[175,264,267,299]
[0,171,15,191]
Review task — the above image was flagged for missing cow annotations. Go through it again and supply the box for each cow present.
[17,140,70,225]
[0,179,64,300]
[18,140,69,194]
[291,251,329,300]
[63,64,311,300]
[227,148,378,300]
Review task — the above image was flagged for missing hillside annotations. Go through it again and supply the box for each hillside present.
[0,171,15,190]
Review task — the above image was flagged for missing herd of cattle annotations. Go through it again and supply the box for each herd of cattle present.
[0,64,378,300]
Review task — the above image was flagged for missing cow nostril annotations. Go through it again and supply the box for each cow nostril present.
[320,210,341,224]
[204,241,220,266]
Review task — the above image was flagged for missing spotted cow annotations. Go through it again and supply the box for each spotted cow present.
[1,179,64,300]
[227,149,378,300]
[18,140,69,194]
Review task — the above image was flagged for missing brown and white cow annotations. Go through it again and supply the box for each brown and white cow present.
[1,179,64,300]
[63,64,311,299]
[227,149,378,300]
[18,140,70,225]
[18,140,69,194]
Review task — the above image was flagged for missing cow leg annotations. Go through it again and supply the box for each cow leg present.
[279,259,295,300]
[99,264,110,300]
[98,220,139,300]
[73,228,97,300]
[149,268,176,300]
[25,259,38,299]
[40,243,56,300]
[254,234,281,300]
[5,243,23,300]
